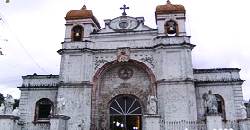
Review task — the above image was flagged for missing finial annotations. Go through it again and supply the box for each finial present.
[167,0,171,4]
[81,5,87,10]
[120,4,129,16]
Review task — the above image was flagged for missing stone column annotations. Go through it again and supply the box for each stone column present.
[143,115,161,130]
[239,118,250,130]
[50,115,70,130]
[206,114,222,130]
[0,115,20,130]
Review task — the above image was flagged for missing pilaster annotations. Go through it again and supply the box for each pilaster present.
[50,115,70,130]
[143,115,161,130]
[206,114,223,130]
[239,118,250,130]
[0,115,20,130]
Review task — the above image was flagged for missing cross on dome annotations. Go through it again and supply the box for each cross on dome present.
[120,4,129,16]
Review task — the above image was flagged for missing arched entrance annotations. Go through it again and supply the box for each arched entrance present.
[91,60,156,129]
[109,95,142,130]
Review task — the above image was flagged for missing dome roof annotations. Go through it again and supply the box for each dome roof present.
[65,5,100,28]
[156,0,185,14]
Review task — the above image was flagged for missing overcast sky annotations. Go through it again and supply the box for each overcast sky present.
[0,0,250,100]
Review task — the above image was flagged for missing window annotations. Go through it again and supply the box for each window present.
[164,20,178,36]
[215,94,226,120]
[34,98,53,123]
[110,95,142,130]
[71,25,83,41]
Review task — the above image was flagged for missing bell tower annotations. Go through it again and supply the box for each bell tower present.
[155,0,186,36]
[64,5,100,42]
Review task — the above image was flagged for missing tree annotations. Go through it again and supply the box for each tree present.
[0,48,3,55]
[0,93,4,105]
[13,99,19,109]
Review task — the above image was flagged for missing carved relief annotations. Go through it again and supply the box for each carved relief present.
[118,67,133,80]
[147,95,157,114]
[117,48,130,62]
[140,56,155,68]
[95,59,108,70]
[57,95,66,113]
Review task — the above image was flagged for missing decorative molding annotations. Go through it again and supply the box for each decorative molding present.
[193,68,241,74]
[0,115,20,120]
[49,115,70,120]
[117,48,130,62]
[195,80,244,86]
[94,59,108,70]
[140,56,155,68]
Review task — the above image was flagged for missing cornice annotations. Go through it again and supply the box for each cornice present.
[195,79,244,86]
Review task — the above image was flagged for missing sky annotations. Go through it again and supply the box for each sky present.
[0,0,250,100]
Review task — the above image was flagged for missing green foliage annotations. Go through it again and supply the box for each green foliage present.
[0,93,4,105]
[13,99,19,109]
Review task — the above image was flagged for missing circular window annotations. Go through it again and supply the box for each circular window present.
[119,21,129,29]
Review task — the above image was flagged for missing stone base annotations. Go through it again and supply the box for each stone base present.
[50,115,70,130]
[143,115,160,130]
[206,114,222,130]
[239,118,250,130]
[0,115,20,130]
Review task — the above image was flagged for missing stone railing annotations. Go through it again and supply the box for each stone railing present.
[223,120,239,130]
[164,120,242,130]
[24,122,50,130]
[165,120,207,130]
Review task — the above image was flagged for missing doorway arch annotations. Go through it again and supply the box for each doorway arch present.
[109,95,142,130]
[91,60,156,130]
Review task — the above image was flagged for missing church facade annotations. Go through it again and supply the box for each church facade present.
[1,1,250,130]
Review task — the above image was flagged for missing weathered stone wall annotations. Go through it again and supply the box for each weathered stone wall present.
[245,102,250,118]
[157,81,197,122]
[19,88,57,130]
[59,52,94,82]
[22,75,59,87]
[56,84,92,130]
[194,68,241,82]
[194,69,244,121]
[17,5,246,130]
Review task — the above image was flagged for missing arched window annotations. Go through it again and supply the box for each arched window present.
[164,20,178,36]
[34,98,53,123]
[109,95,142,130]
[215,94,226,120]
[71,25,83,41]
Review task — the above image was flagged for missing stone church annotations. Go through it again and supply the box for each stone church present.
[0,1,250,130]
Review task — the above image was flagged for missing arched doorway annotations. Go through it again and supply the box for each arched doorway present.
[91,60,156,129]
[109,95,142,130]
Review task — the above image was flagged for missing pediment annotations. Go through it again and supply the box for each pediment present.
[109,16,139,30]
[99,16,153,33]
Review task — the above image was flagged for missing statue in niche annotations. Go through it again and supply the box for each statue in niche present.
[12,107,20,116]
[240,101,247,119]
[147,95,157,114]
[4,94,14,114]
[202,90,218,115]
[57,95,66,113]
[0,103,4,114]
